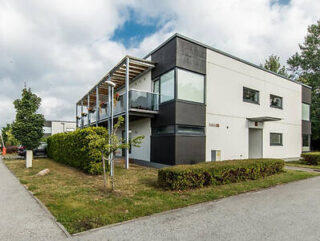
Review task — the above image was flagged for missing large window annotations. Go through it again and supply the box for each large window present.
[270,95,283,109]
[302,103,310,121]
[177,69,205,103]
[270,133,283,146]
[243,87,259,104]
[160,70,175,103]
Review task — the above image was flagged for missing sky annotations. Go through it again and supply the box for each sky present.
[0,0,320,129]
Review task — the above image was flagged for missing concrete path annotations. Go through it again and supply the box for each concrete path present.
[285,165,320,173]
[2,156,320,241]
[0,157,67,241]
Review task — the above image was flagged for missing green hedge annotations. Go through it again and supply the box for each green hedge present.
[47,127,108,175]
[301,152,320,165]
[158,159,284,190]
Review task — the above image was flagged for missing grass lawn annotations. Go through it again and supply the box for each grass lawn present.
[285,160,320,170]
[4,158,319,234]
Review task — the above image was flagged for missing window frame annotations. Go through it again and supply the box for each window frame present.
[302,103,311,121]
[159,69,175,104]
[270,94,283,109]
[152,125,205,136]
[270,132,283,146]
[176,68,205,104]
[176,125,205,136]
[243,87,260,105]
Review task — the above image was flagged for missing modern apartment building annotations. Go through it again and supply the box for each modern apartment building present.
[76,33,311,167]
[43,120,76,138]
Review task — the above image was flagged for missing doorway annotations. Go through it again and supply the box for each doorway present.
[249,128,263,158]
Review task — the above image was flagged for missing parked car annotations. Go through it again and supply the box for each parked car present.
[18,142,47,157]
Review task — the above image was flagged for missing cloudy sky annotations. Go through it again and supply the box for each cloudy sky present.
[1,0,319,129]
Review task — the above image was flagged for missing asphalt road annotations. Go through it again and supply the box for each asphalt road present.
[1,156,320,241]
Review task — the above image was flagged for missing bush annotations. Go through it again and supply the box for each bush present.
[301,152,320,165]
[47,127,109,175]
[158,159,284,190]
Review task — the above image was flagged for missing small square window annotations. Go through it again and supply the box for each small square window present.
[270,133,283,146]
[270,95,283,109]
[243,87,259,104]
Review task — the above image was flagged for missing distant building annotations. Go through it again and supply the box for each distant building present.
[43,120,76,138]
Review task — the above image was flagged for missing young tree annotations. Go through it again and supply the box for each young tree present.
[12,88,45,163]
[88,116,144,190]
[287,20,320,148]
[261,54,288,77]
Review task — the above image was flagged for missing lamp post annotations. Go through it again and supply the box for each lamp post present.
[105,80,116,189]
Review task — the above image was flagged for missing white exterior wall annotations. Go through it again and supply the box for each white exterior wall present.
[114,71,153,162]
[206,49,302,161]
[51,121,76,135]
[117,70,152,95]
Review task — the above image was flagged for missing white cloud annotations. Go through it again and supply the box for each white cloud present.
[0,0,319,128]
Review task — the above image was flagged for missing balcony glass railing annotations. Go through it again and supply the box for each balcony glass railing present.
[84,90,159,125]
[129,90,159,111]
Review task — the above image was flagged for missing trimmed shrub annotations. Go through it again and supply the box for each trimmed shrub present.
[158,159,284,190]
[47,127,109,175]
[301,152,320,165]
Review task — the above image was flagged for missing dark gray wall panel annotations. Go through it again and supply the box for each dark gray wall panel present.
[151,101,176,127]
[151,38,176,79]
[175,101,205,127]
[175,136,205,165]
[151,135,175,165]
[302,120,312,134]
[302,86,312,104]
[176,37,206,75]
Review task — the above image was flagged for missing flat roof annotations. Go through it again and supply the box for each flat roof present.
[144,33,311,89]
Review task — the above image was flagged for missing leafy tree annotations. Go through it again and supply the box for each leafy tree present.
[261,54,288,77]
[5,128,19,146]
[12,88,45,150]
[287,20,320,148]
[1,123,11,146]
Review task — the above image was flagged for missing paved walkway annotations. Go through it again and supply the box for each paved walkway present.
[285,165,320,173]
[0,157,67,241]
[2,156,320,241]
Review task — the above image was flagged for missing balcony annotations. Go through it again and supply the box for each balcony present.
[83,90,159,126]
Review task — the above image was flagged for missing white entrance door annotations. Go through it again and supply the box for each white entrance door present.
[249,128,263,158]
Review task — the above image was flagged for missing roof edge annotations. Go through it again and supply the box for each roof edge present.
[144,33,312,89]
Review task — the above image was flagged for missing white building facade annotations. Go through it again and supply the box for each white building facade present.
[44,120,76,137]
[77,34,311,166]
